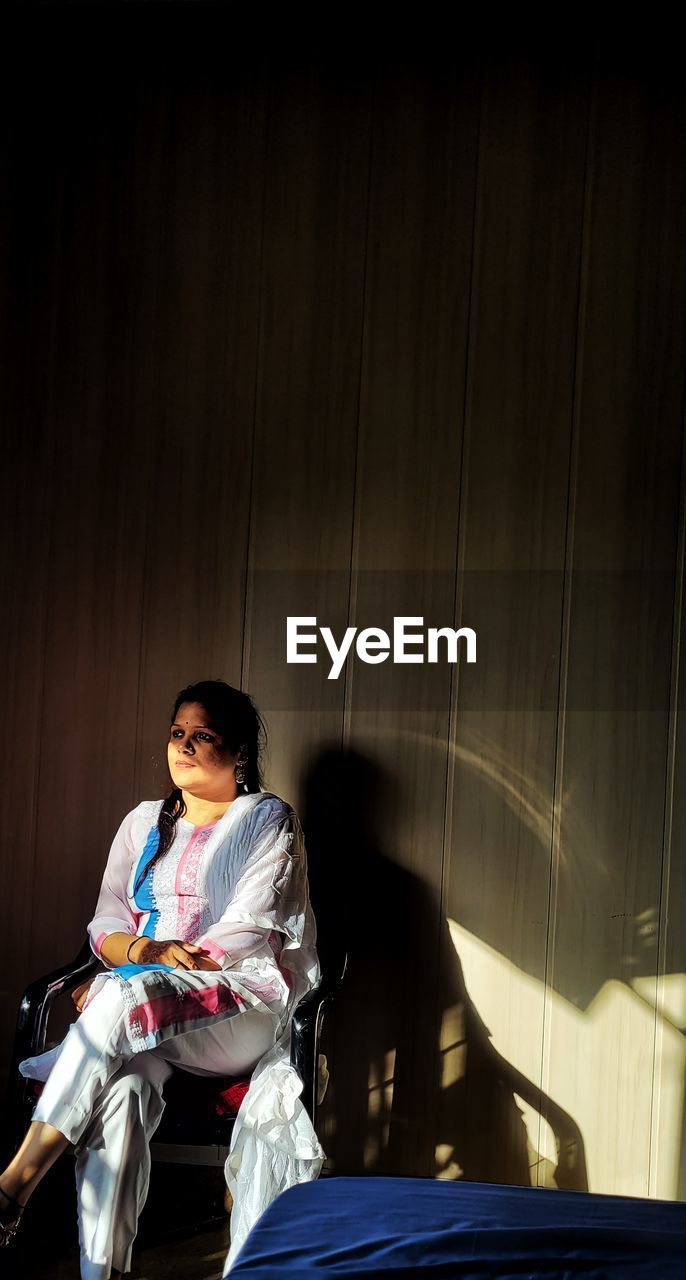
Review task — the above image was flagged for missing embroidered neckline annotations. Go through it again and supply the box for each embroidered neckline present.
[177,816,221,831]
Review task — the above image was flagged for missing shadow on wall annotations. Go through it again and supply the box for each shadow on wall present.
[299,746,588,1193]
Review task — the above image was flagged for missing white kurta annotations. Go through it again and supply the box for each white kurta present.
[20,790,325,1276]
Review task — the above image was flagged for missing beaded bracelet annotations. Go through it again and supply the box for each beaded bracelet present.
[126,937,141,964]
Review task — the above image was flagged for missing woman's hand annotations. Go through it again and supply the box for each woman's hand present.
[193,951,222,971]
[72,979,95,1012]
[132,938,221,971]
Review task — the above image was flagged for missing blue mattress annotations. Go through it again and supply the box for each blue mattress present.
[226,1175,686,1278]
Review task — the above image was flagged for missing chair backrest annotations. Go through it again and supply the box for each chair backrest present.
[290,942,347,1125]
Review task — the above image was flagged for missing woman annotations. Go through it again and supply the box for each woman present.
[0,679,321,1279]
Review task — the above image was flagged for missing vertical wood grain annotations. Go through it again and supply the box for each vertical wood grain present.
[649,392,686,1198]
[333,56,480,1177]
[133,63,269,795]
[25,81,176,983]
[0,43,684,1203]
[237,64,374,1178]
[441,53,590,1187]
[243,60,373,803]
[0,92,66,1088]
[542,57,686,1196]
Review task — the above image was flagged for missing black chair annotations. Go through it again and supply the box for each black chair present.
[6,939,347,1167]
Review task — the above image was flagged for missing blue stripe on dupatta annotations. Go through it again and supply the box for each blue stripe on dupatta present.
[115,823,173,977]
[131,823,162,938]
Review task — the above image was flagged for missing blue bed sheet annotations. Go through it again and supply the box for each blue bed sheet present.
[226,1175,686,1278]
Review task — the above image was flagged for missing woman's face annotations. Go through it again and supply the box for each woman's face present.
[167,701,239,801]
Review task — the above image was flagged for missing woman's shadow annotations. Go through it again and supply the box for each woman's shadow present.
[300,745,586,1192]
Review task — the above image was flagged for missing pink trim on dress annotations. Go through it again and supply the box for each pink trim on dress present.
[198,937,226,965]
[175,824,215,939]
[94,932,108,957]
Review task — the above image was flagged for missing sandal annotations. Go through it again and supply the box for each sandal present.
[0,1183,24,1246]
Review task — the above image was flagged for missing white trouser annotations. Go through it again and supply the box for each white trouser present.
[33,978,277,1280]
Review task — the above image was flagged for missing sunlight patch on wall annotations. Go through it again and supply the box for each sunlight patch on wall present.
[448,918,686,1198]
[439,1001,467,1089]
[364,1049,396,1168]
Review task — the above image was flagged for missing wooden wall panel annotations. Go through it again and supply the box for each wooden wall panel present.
[0,39,684,1207]
[133,65,269,794]
[660,443,686,1197]
[441,55,590,1186]
[243,63,373,804]
[329,58,480,1178]
[20,85,180,992]
[543,61,686,1196]
[240,66,374,1179]
[0,101,67,1092]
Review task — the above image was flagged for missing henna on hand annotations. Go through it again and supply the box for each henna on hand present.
[135,939,171,965]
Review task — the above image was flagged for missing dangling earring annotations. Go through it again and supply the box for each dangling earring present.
[235,751,248,792]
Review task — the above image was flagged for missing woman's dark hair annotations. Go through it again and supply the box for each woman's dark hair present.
[135,680,267,893]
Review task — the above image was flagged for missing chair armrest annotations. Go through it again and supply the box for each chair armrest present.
[3,938,99,1155]
[10,937,99,1079]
